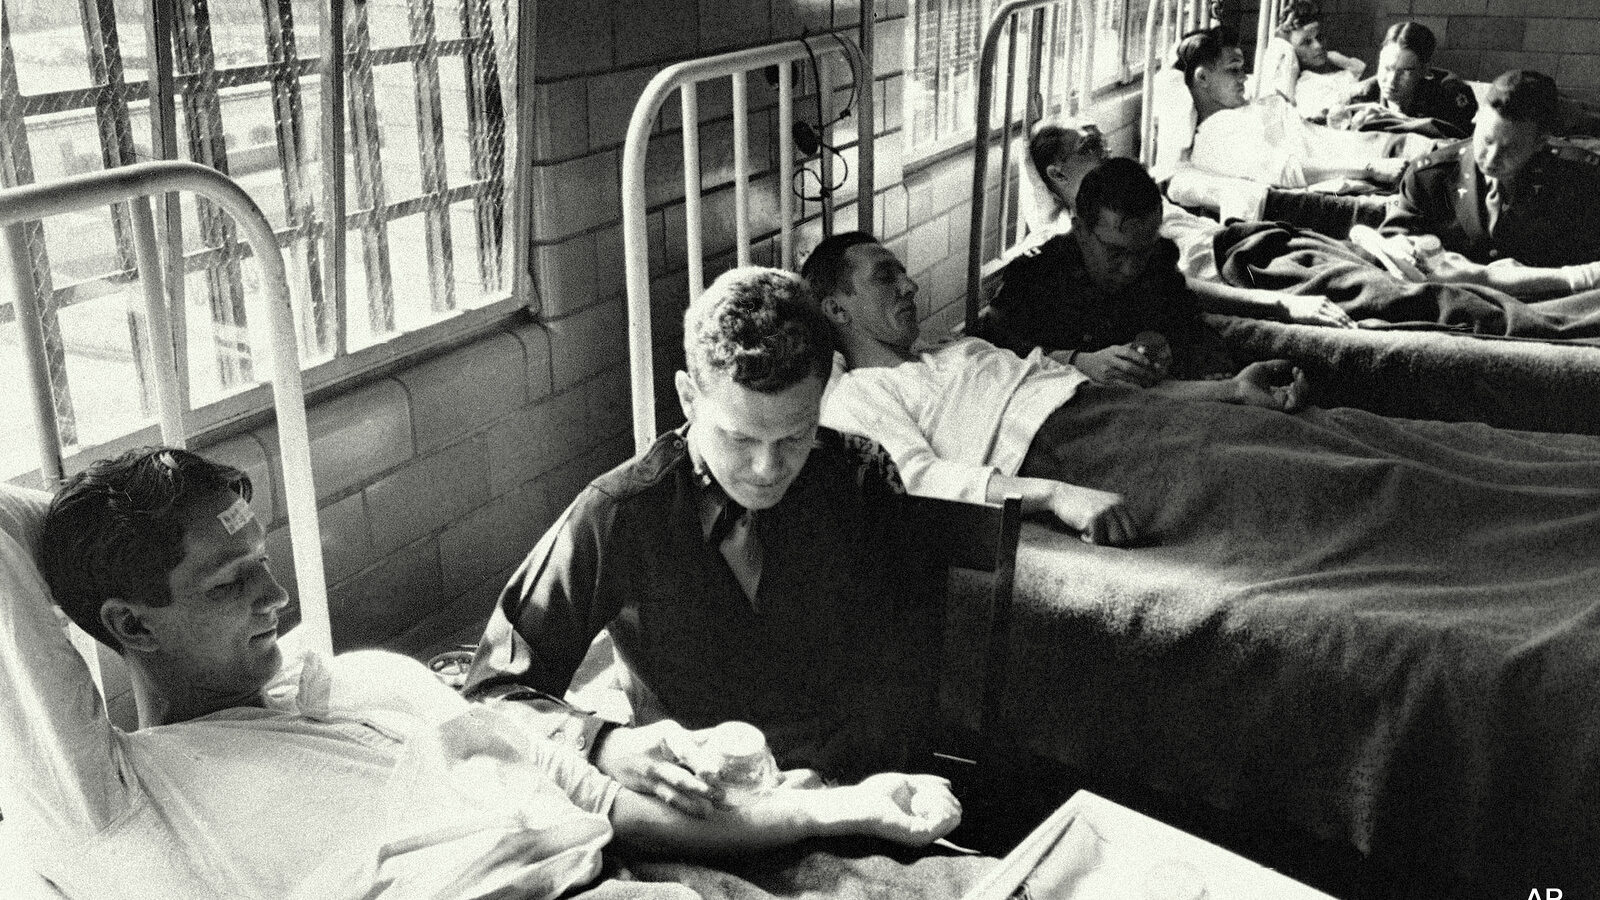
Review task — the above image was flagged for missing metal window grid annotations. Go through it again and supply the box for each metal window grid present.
[0,0,513,463]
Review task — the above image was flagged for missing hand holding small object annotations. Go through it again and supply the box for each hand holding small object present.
[594,719,724,817]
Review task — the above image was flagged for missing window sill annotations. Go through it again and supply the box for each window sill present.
[4,294,532,485]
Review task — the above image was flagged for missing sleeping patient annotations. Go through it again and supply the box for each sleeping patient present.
[806,232,1600,551]
[1,448,975,898]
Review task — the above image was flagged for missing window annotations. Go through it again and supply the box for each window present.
[0,0,522,479]
[903,0,1151,161]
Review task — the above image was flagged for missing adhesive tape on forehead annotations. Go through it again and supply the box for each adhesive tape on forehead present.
[217,496,256,535]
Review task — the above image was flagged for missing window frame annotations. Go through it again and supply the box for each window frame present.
[0,0,533,481]
[901,0,1149,170]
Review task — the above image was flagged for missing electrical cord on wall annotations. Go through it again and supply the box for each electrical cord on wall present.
[789,32,858,203]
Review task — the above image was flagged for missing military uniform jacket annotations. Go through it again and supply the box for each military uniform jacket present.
[1382,138,1600,268]
[1345,68,1477,138]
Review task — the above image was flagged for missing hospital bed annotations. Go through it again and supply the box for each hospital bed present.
[620,24,1600,900]
[966,0,1600,435]
[0,161,331,896]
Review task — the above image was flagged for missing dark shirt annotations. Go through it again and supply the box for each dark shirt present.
[1382,138,1600,267]
[462,425,945,783]
[976,232,1235,378]
[1344,68,1478,138]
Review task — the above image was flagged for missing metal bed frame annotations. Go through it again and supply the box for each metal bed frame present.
[1,160,332,661]
[622,36,875,453]
[963,0,1283,323]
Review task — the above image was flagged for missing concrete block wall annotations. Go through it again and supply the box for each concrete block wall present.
[79,0,1145,727]
[1367,0,1600,109]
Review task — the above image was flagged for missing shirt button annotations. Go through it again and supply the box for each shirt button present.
[1490,249,1500,258]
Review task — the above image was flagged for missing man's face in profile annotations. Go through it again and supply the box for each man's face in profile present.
[1074,206,1163,294]
[1197,47,1248,111]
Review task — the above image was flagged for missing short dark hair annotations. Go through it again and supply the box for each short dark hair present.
[41,448,252,651]
[683,266,835,393]
[799,231,880,303]
[1174,25,1241,88]
[1074,157,1162,230]
[1486,70,1560,134]
[1027,120,1106,184]
[1275,0,1321,37]
[1382,21,1436,66]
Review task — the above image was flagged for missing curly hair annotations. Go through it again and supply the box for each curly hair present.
[41,447,252,651]
[683,266,836,393]
[1275,0,1322,37]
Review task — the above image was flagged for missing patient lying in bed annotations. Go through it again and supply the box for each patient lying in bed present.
[0,450,974,899]
[807,233,1600,552]
[1156,25,1434,192]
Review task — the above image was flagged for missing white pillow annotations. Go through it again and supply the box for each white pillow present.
[0,482,51,564]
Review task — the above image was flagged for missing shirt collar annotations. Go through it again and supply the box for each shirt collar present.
[685,424,738,544]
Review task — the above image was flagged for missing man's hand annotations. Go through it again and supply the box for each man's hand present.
[1279,294,1356,328]
[1420,250,1489,285]
[835,774,963,846]
[594,720,723,817]
[1047,482,1140,546]
[1362,157,1407,185]
[1070,344,1166,388]
[1231,359,1309,412]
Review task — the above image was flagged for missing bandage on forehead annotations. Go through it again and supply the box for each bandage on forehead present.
[217,496,256,535]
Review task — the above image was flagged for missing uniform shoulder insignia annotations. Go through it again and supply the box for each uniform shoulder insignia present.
[824,428,908,497]
[1414,139,1466,169]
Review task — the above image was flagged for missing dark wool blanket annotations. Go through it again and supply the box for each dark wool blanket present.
[1213,220,1600,340]
[1208,314,1600,434]
[992,384,1600,898]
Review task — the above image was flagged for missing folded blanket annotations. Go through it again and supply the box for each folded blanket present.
[1214,220,1600,340]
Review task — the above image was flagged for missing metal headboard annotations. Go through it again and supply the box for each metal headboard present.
[963,0,1100,325]
[1,161,332,658]
[621,36,875,453]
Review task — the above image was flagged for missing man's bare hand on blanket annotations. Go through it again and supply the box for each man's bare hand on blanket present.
[596,719,724,817]
[1232,360,1310,411]
[1279,294,1357,328]
[1048,482,1141,547]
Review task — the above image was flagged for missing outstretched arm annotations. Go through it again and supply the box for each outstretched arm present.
[608,772,961,855]
[1149,359,1310,411]
[1188,278,1357,328]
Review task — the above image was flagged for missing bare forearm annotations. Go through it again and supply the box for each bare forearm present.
[609,788,846,855]
[1148,379,1239,403]
[1481,265,1575,298]
[1188,279,1289,319]
[986,473,1063,515]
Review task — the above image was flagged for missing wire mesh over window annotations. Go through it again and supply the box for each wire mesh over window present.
[903,0,1151,160]
[0,0,519,479]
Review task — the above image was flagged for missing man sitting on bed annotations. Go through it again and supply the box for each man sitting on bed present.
[1018,120,1356,328]
[2,449,966,898]
[1380,69,1600,298]
[804,232,1308,545]
[464,267,951,814]
[977,157,1236,385]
